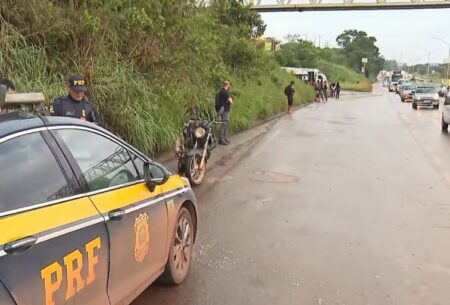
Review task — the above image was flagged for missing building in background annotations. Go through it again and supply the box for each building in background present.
[262,37,281,52]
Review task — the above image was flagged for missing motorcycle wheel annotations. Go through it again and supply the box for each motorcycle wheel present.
[185,154,206,186]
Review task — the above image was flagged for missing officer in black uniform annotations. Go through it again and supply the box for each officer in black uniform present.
[50,74,102,125]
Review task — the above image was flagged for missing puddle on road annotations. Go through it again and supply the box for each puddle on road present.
[251,170,298,183]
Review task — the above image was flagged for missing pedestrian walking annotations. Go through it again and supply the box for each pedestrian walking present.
[330,82,335,98]
[50,74,102,125]
[216,80,233,145]
[314,81,321,103]
[323,81,329,102]
[284,81,295,114]
[335,82,341,99]
[318,81,325,102]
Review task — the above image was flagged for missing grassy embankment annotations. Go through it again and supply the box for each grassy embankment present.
[0,1,314,157]
[319,61,373,92]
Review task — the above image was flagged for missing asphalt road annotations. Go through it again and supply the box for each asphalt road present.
[133,84,450,305]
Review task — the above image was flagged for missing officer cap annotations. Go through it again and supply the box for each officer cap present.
[68,74,87,92]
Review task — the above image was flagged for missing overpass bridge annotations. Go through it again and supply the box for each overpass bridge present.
[245,0,450,11]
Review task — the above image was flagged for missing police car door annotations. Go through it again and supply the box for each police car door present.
[0,130,110,305]
[52,127,169,305]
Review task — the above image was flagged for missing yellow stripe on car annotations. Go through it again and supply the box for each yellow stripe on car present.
[89,184,164,214]
[0,198,99,245]
[0,175,189,246]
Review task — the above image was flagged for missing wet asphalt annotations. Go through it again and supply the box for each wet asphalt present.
[133,84,450,305]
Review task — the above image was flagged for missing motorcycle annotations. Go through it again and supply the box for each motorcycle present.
[175,111,222,186]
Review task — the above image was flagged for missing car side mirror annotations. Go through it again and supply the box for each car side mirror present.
[144,162,169,192]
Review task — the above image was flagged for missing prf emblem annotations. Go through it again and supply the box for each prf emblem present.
[73,80,85,86]
[134,213,150,263]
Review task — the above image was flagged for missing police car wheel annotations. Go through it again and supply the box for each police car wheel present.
[158,207,195,285]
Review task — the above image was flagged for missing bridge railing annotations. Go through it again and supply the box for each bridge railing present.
[245,0,450,11]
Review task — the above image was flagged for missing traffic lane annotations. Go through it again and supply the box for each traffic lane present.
[135,89,450,304]
[385,87,450,186]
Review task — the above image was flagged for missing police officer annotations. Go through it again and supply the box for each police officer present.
[50,74,102,125]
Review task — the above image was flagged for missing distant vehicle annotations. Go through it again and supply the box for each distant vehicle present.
[382,77,389,87]
[399,83,416,102]
[281,67,328,84]
[412,86,440,110]
[396,79,410,94]
[389,72,403,92]
[443,94,450,131]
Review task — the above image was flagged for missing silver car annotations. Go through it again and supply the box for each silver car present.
[412,86,440,110]
[399,83,416,102]
[396,79,410,94]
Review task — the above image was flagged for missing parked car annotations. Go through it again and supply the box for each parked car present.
[443,94,450,132]
[399,83,416,102]
[0,95,198,305]
[412,86,440,110]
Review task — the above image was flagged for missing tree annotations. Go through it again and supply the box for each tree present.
[336,29,384,77]
[211,0,266,39]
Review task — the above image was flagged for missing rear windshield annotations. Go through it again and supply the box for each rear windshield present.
[416,87,438,93]
[392,75,402,82]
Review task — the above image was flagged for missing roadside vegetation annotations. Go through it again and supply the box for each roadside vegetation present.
[0,0,314,156]
[275,30,384,91]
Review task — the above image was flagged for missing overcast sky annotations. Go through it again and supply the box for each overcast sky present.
[260,8,450,65]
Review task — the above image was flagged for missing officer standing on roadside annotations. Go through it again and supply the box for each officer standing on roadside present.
[50,74,102,125]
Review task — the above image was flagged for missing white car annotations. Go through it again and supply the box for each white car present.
[443,96,450,132]
[389,81,398,92]
[412,86,440,110]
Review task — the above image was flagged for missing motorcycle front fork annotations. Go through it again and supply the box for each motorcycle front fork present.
[200,134,212,169]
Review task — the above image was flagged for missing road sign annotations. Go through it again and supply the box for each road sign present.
[361,67,365,73]
[362,58,368,63]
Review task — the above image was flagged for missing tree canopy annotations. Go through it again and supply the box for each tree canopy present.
[275,29,385,79]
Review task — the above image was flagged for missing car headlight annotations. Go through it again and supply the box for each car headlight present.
[194,127,206,139]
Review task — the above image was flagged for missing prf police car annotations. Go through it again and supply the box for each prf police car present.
[0,89,198,305]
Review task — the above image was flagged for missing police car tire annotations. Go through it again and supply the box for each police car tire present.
[158,207,195,285]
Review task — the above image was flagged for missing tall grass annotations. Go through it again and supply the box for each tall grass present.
[318,60,372,92]
[0,26,314,156]
[340,82,373,92]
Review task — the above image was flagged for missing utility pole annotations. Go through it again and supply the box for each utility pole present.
[431,36,450,82]
[427,51,431,81]
[447,47,450,80]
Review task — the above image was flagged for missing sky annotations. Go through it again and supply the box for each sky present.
[260,8,450,65]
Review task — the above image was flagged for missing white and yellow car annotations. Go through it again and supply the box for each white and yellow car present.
[0,90,198,305]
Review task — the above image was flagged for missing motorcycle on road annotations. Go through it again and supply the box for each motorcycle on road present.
[175,111,223,186]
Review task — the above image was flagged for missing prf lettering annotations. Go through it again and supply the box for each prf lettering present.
[40,237,101,305]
